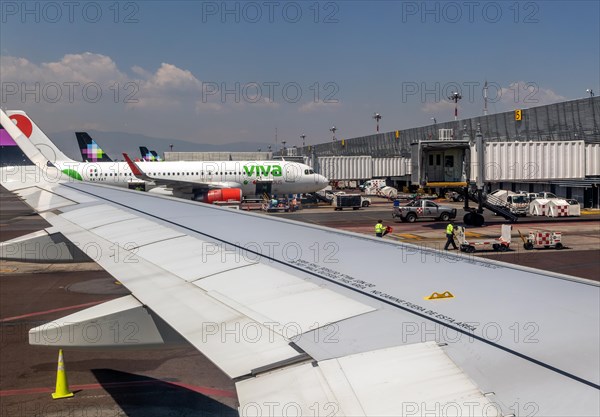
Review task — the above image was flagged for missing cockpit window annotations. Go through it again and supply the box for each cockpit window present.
[304,169,315,175]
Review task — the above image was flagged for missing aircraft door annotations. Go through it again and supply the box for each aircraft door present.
[284,163,301,183]
[255,182,272,196]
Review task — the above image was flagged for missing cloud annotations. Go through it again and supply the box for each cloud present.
[1,53,126,86]
[298,100,341,113]
[129,63,204,109]
[421,100,456,113]
[0,53,222,112]
[496,81,566,108]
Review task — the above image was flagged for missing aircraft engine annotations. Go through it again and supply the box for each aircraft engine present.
[196,188,242,203]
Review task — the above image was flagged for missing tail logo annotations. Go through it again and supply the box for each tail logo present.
[82,143,105,162]
[8,115,33,138]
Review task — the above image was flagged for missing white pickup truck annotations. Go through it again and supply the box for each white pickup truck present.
[392,199,457,223]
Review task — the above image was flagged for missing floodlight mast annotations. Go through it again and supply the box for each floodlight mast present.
[373,113,382,132]
[330,126,337,141]
[448,92,462,121]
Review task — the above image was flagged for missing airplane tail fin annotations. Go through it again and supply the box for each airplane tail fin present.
[76,132,113,162]
[140,146,162,161]
[0,110,62,170]
[139,146,153,161]
[4,111,73,164]
[151,150,162,161]
[0,118,33,167]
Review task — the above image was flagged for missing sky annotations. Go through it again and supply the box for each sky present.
[1,0,599,149]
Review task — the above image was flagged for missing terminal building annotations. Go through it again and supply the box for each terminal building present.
[296,97,600,208]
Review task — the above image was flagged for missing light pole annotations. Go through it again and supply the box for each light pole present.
[300,134,306,147]
[169,144,173,152]
[373,113,382,132]
[587,88,595,97]
[448,92,462,121]
[330,126,337,142]
[281,140,287,156]
[431,117,437,139]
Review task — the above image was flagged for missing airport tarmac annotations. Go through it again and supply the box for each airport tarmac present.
[1,187,599,416]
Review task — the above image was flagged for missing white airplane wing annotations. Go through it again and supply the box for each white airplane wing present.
[1,111,599,417]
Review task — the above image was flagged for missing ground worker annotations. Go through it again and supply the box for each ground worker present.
[444,221,458,250]
[375,220,385,237]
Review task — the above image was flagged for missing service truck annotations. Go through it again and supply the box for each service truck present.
[489,190,529,216]
[360,179,387,195]
[392,199,457,223]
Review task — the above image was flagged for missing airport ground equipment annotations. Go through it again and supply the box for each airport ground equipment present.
[333,194,363,210]
[519,230,564,250]
[392,199,456,223]
[456,224,512,253]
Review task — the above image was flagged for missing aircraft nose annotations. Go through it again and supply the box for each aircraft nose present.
[318,174,329,186]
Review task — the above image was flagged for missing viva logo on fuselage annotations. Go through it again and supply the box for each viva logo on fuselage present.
[243,165,283,177]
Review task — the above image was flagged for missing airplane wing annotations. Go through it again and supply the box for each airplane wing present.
[1,110,599,416]
[123,152,242,191]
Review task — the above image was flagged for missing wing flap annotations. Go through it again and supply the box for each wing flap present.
[59,204,138,229]
[29,295,185,348]
[236,342,500,417]
[16,186,78,212]
[195,265,376,337]
[135,235,257,282]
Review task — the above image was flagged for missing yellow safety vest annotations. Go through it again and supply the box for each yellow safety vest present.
[375,223,384,233]
[446,224,454,234]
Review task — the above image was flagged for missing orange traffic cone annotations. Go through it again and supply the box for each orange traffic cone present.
[51,349,74,399]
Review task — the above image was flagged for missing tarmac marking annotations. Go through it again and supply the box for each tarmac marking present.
[465,231,484,238]
[0,300,112,323]
[0,380,236,398]
[397,233,423,240]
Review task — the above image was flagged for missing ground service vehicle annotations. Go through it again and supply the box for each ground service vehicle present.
[333,194,363,210]
[392,199,457,223]
[519,230,564,250]
[489,190,529,216]
[360,179,387,195]
[456,225,512,253]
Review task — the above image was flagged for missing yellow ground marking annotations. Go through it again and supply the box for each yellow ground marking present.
[396,233,424,240]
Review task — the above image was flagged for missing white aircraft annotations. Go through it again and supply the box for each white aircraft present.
[3,111,328,202]
[1,109,599,417]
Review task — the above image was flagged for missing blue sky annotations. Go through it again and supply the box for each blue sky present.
[1,1,599,148]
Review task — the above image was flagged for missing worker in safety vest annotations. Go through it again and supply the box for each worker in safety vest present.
[444,221,458,250]
[375,220,385,237]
